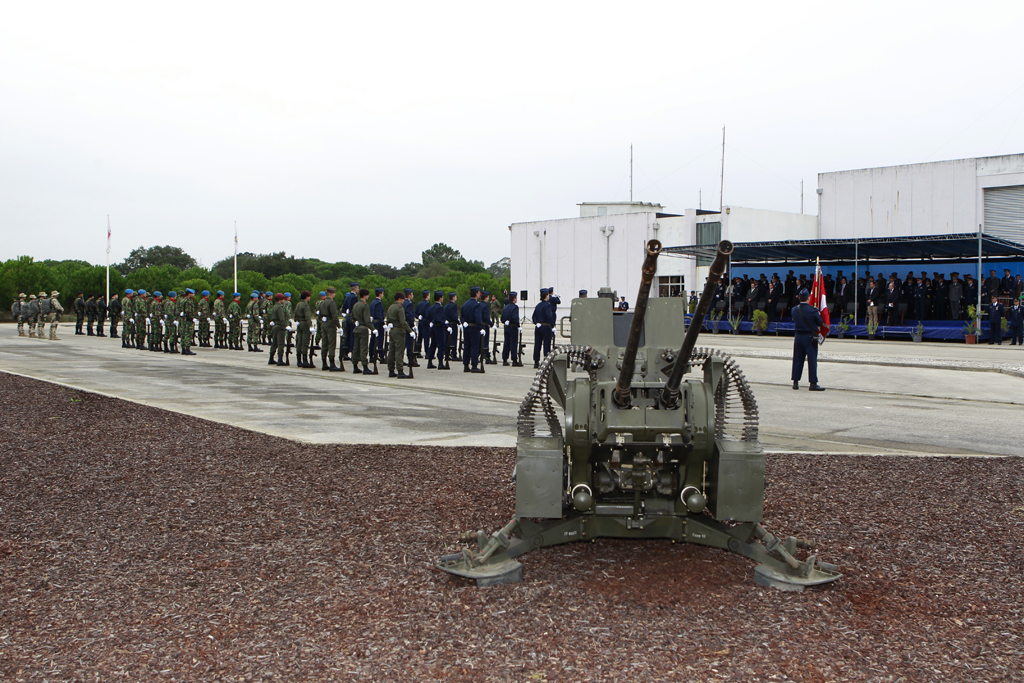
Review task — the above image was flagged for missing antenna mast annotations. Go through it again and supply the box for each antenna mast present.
[630,144,633,202]
[719,126,725,212]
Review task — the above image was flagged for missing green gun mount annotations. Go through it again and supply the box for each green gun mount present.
[438,239,841,591]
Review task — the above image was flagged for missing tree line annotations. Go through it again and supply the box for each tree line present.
[2,244,511,319]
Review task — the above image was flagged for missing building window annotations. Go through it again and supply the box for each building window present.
[696,221,721,266]
[658,275,684,298]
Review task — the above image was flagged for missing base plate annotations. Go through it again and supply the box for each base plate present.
[436,555,523,587]
[753,563,842,592]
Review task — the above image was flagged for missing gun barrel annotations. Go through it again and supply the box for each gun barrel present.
[660,240,734,408]
[613,239,662,408]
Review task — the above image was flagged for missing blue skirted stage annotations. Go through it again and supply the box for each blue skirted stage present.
[687,316,1008,342]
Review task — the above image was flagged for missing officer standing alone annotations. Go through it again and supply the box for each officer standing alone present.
[791,289,825,391]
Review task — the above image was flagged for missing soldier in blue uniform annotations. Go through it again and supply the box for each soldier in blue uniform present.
[988,298,1005,345]
[341,282,359,360]
[501,291,522,366]
[426,290,447,369]
[369,287,386,364]
[444,291,459,364]
[533,288,555,368]
[791,289,825,391]
[913,278,926,321]
[402,288,419,367]
[1008,298,1023,345]
[480,289,497,365]
[461,286,482,372]
[415,289,430,358]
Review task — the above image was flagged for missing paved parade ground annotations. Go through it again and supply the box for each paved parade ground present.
[1,325,1022,455]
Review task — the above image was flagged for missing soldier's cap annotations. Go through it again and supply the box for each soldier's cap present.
[798,288,809,297]
[349,282,359,288]
[168,291,176,297]
[232,293,241,298]
[375,287,384,294]
[509,291,518,300]
[319,291,327,296]
[434,289,444,297]
[138,289,147,295]
[125,289,134,295]
[251,292,259,298]
[482,290,490,297]
[201,290,210,296]
[39,291,46,297]
[51,290,59,296]
[448,291,457,297]
[539,287,549,295]
[325,286,336,294]
[579,289,587,296]
[404,288,413,294]
[470,286,480,294]
[154,291,162,297]
[18,293,25,298]
[284,292,291,297]
[185,288,195,295]
[217,290,224,296]
[422,289,430,295]
[275,293,285,301]
[265,290,273,296]
[29,294,36,300]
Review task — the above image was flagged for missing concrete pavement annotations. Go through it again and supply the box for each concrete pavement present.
[1,325,1021,455]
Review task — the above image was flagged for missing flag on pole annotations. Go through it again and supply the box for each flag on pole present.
[107,217,111,253]
[808,258,830,345]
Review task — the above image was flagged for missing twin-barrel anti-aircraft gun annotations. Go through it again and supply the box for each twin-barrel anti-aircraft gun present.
[438,239,841,591]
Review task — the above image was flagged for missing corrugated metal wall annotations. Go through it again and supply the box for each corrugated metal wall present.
[984,185,1024,244]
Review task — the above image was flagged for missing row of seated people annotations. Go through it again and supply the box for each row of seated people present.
[702,269,1023,324]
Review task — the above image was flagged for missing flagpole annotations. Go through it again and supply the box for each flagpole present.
[106,215,111,305]
[233,221,238,295]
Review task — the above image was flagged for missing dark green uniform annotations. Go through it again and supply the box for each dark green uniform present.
[180,295,196,353]
[293,299,313,367]
[213,296,227,347]
[227,299,242,348]
[163,297,177,352]
[318,296,340,368]
[245,297,261,351]
[351,299,371,369]
[269,300,288,364]
[197,296,212,347]
[386,301,412,375]
[149,297,163,350]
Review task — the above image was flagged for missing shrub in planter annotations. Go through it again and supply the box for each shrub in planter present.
[752,309,768,336]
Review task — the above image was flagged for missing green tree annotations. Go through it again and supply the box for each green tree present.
[118,246,198,274]
[488,257,510,278]
[421,243,461,266]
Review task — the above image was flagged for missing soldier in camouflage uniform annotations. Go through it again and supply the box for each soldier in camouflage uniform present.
[121,290,135,347]
[261,291,273,344]
[197,291,212,347]
[12,294,25,336]
[163,292,177,353]
[179,289,197,355]
[245,292,262,352]
[313,291,326,349]
[46,290,64,340]
[24,295,39,337]
[34,291,50,339]
[135,291,148,349]
[227,293,242,350]
[213,291,227,348]
[149,292,164,352]
[283,292,294,359]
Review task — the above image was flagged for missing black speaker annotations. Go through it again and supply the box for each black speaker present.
[520,290,528,301]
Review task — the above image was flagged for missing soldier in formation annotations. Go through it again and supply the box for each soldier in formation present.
[227,293,242,349]
[74,293,86,335]
[386,291,412,378]
[108,293,121,338]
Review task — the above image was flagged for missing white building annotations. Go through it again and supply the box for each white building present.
[817,153,1024,243]
[509,202,816,320]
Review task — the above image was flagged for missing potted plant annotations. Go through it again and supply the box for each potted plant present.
[963,305,978,344]
[837,315,852,339]
[912,321,924,343]
[708,310,722,334]
[866,318,878,340]
[752,309,768,336]
[728,311,742,334]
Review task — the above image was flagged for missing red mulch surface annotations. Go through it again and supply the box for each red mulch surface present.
[1,371,1022,682]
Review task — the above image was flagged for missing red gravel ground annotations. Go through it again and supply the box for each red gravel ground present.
[0,371,1022,682]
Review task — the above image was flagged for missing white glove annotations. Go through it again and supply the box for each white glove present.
[193,319,198,325]
[174,321,179,327]
[146,317,151,322]
[270,321,275,326]
[480,329,486,336]
[321,317,326,321]
[180,312,184,317]
[462,322,468,328]
[417,315,422,321]
[429,322,433,328]
[446,327,452,334]
[286,326,292,332]
[354,321,359,327]
[223,318,229,324]
[503,320,508,326]
[536,323,541,328]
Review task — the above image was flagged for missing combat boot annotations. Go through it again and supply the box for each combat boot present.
[352,364,363,374]
[322,356,329,371]
[29,332,36,338]
[503,360,510,366]
[397,370,409,379]
[427,361,436,369]
[163,342,171,353]
[388,370,398,377]
[512,360,524,367]
[182,347,196,356]
[362,363,373,375]
[50,332,60,341]
[269,351,278,365]
[277,351,286,366]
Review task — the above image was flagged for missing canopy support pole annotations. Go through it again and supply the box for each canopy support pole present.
[978,227,983,339]
[853,239,858,325]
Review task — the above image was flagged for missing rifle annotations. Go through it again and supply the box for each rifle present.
[457,324,464,362]
[405,330,415,378]
[371,326,379,375]
[491,323,500,361]
[308,324,318,362]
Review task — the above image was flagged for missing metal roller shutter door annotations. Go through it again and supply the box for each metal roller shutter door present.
[984,185,1024,243]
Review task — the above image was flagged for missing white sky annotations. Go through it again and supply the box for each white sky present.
[3,1,1024,268]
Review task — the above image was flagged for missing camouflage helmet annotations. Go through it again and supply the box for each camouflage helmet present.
[29,294,37,300]
[39,291,47,297]
[18,292,25,299]
[50,290,59,297]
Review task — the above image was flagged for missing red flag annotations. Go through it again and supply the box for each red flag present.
[808,259,830,344]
